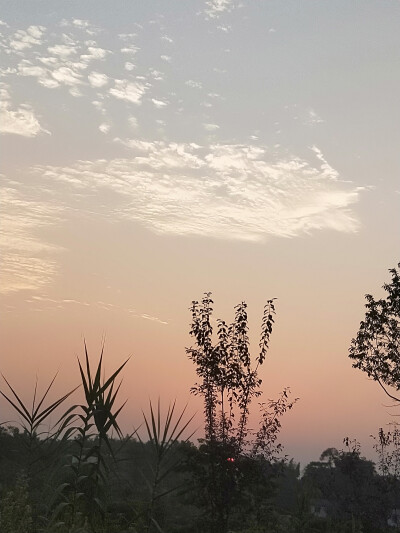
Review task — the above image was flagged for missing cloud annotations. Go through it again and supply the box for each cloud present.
[48,43,76,58]
[121,45,139,55]
[135,313,168,325]
[109,79,147,104]
[81,46,109,61]
[311,146,339,180]
[12,30,111,93]
[25,295,168,324]
[27,25,46,39]
[51,66,82,86]
[0,85,49,137]
[204,0,236,19]
[72,19,90,28]
[203,123,220,131]
[92,99,106,115]
[217,25,231,33]
[151,98,168,108]
[17,58,85,90]
[39,77,60,89]
[69,86,82,97]
[60,18,100,36]
[88,71,109,87]
[149,68,163,81]
[0,184,61,293]
[128,116,138,129]
[29,142,361,242]
[99,122,111,133]
[306,108,324,126]
[18,62,48,78]
[9,26,45,51]
[185,79,203,89]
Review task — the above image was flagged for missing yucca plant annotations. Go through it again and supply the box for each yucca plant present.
[135,399,195,533]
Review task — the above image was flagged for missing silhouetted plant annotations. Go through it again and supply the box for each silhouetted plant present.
[133,399,195,533]
[373,424,400,479]
[0,373,77,467]
[0,374,78,531]
[349,262,400,401]
[57,343,129,533]
[186,293,297,533]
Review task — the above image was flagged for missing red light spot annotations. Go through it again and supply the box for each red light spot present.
[227,457,235,463]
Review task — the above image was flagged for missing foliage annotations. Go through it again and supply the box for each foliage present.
[186,293,297,532]
[302,440,391,532]
[349,263,400,400]
[1,428,400,532]
[373,424,400,479]
[134,399,195,533]
[61,343,129,532]
[0,474,32,533]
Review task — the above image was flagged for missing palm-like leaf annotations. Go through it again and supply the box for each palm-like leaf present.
[77,343,129,438]
[138,399,196,532]
[0,373,78,437]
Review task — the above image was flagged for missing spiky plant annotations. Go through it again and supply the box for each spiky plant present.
[135,399,195,533]
[0,373,78,531]
[65,343,129,532]
[0,373,78,458]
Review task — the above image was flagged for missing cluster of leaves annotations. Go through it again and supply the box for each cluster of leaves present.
[186,294,297,532]
[187,294,295,455]
[349,263,400,399]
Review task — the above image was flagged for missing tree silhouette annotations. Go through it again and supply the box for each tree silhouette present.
[349,263,400,401]
[186,293,297,532]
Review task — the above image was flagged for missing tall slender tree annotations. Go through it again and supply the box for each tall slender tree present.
[186,293,296,532]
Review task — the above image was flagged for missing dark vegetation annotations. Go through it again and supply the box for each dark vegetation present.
[0,263,399,532]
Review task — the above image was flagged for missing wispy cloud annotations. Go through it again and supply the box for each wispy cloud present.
[99,122,111,134]
[151,97,168,108]
[185,79,203,89]
[109,79,148,104]
[203,123,220,131]
[161,35,173,44]
[25,295,168,324]
[204,0,236,20]
[0,184,61,293]
[9,25,45,51]
[15,39,110,92]
[28,141,361,242]
[88,71,109,87]
[305,108,325,126]
[0,84,49,137]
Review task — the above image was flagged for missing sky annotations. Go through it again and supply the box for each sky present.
[1,0,399,467]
